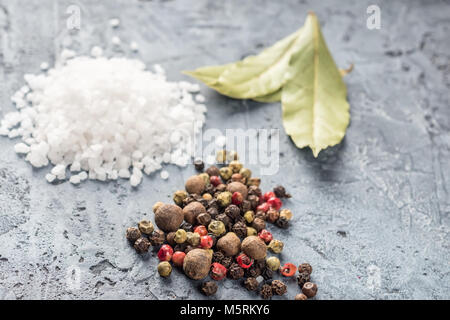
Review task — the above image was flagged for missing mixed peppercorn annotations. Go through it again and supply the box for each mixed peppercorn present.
[125,151,318,300]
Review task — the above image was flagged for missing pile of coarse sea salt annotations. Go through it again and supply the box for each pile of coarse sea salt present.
[0,49,207,186]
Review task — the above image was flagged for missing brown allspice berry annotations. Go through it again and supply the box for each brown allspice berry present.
[231,173,243,182]
[251,217,266,232]
[244,277,259,291]
[260,284,273,300]
[216,232,241,256]
[173,190,188,207]
[206,166,220,177]
[198,173,210,186]
[183,248,212,280]
[228,263,244,280]
[185,175,205,195]
[154,204,184,232]
[166,231,176,246]
[182,201,206,225]
[138,220,154,235]
[201,281,218,296]
[152,201,164,213]
[134,237,151,254]
[297,271,311,289]
[232,221,247,239]
[149,229,165,246]
[226,181,248,199]
[266,208,280,223]
[271,280,287,295]
[241,235,267,260]
[197,212,212,226]
[126,227,141,243]
[302,282,318,298]
[298,263,313,275]
[295,293,308,300]
[215,183,227,192]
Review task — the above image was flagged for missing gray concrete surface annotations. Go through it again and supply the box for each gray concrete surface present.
[0,0,449,300]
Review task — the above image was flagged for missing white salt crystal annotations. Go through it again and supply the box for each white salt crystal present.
[0,49,207,186]
[40,62,49,71]
[14,143,30,154]
[215,135,227,148]
[69,175,81,185]
[195,94,205,103]
[111,36,121,46]
[160,170,169,180]
[45,173,56,183]
[130,41,139,52]
[109,18,120,28]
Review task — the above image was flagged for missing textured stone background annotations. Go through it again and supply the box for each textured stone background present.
[0,0,449,300]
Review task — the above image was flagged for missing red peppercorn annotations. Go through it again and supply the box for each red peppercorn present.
[263,191,276,202]
[200,235,213,249]
[232,192,243,205]
[267,196,282,211]
[258,229,273,243]
[236,253,254,269]
[210,175,221,187]
[194,225,208,236]
[172,251,186,267]
[157,244,174,262]
[210,262,227,280]
[281,263,297,277]
[256,202,270,213]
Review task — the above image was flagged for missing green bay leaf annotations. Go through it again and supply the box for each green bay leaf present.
[252,89,281,103]
[281,13,350,157]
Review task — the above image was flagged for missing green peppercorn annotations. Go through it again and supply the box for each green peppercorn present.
[239,168,252,179]
[280,209,293,220]
[138,220,154,235]
[247,227,257,237]
[199,173,210,186]
[216,191,232,207]
[208,220,226,236]
[174,229,187,244]
[244,210,255,223]
[266,256,281,271]
[247,177,261,187]
[267,239,284,254]
[157,261,172,277]
[229,160,243,173]
[219,167,233,181]
[173,190,188,207]
[186,231,200,246]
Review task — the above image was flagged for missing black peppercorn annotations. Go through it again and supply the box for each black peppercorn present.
[201,281,218,296]
[229,263,244,280]
[204,184,215,195]
[126,227,141,243]
[149,230,165,246]
[194,159,205,171]
[212,251,225,264]
[180,222,193,233]
[261,267,273,280]
[225,204,241,221]
[232,221,247,239]
[133,237,151,254]
[271,280,287,295]
[254,259,266,270]
[297,271,311,289]
[255,210,267,221]
[184,245,195,254]
[207,198,219,210]
[207,207,219,219]
[273,185,291,198]
[240,200,252,213]
[276,216,289,229]
[208,233,217,246]
[247,195,259,209]
[174,243,188,253]
[183,195,196,207]
[244,277,259,291]
[197,212,212,226]
[216,213,231,229]
[245,265,262,278]
[260,284,273,300]
[221,256,233,269]
[298,263,313,275]
[166,232,176,246]
[248,185,262,198]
